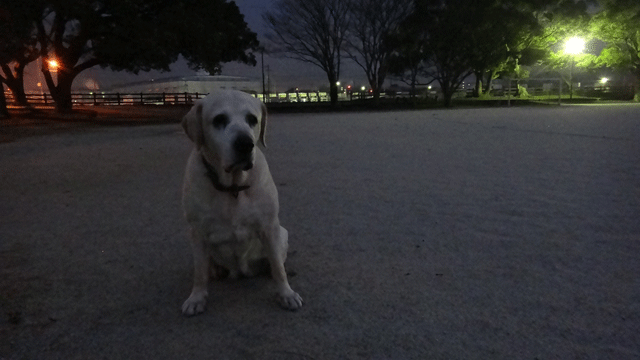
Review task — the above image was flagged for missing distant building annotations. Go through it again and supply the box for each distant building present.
[107,74,261,94]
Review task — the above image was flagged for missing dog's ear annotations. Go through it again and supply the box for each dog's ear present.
[259,102,267,148]
[182,101,204,149]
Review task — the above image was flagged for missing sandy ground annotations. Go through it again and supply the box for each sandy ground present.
[1,104,639,359]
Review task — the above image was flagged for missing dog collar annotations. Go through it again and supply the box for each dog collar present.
[201,154,250,198]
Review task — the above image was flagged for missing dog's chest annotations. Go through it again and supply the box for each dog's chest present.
[204,197,263,244]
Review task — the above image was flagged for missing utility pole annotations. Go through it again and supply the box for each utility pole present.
[261,48,266,102]
[266,65,271,98]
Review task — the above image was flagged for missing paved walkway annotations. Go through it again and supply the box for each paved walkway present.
[1,104,639,359]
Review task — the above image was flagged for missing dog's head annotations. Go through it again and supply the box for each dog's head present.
[182,90,267,173]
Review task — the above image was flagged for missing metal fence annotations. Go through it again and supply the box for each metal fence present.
[6,85,633,108]
[5,90,388,107]
[7,92,208,107]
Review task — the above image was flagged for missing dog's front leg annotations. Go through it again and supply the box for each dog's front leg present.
[263,225,303,310]
[182,227,210,316]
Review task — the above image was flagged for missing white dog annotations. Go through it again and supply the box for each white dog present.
[180,90,303,316]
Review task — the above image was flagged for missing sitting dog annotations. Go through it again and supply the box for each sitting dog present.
[180,90,303,316]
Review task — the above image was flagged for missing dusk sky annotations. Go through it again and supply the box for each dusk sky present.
[66,0,371,92]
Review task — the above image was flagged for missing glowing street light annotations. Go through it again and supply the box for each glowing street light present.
[48,59,59,72]
[564,37,584,100]
[564,37,585,55]
[600,77,609,84]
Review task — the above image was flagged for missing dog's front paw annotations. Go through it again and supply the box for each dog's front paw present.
[278,290,303,310]
[182,290,208,316]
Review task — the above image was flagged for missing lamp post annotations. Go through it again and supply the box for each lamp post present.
[261,48,265,102]
[564,37,584,100]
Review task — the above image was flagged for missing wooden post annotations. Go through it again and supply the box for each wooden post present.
[507,77,511,107]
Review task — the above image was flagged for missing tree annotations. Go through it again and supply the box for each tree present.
[20,0,257,112]
[591,0,640,99]
[0,1,41,115]
[462,0,591,98]
[525,0,592,91]
[387,15,431,99]
[0,6,21,118]
[465,1,544,97]
[399,0,483,107]
[389,0,520,100]
[264,0,350,106]
[347,0,414,102]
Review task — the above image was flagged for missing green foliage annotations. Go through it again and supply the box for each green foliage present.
[388,0,598,105]
[590,2,640,76]
[517,84,530,97]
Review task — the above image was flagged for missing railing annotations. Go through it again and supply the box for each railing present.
[5,90,384,107]
[7,85,632,108]
[6,92,208,107]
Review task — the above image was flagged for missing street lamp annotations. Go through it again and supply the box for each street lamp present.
[564,37,584,100]
[47,59,59,72]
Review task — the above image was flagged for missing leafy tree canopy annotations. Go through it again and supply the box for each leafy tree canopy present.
[590,0,640,77]
[0,0,258,111]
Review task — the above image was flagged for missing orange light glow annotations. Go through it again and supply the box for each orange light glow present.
[48,59,59,70]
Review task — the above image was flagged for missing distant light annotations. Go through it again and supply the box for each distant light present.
[428,85,432,90]
[48,59,59,70]
[361,86,365,91]
[336,81,340,86]
[565,37,585,55]
[600,77,609,84]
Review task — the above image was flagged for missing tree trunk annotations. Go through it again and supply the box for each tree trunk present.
[473,71,483,97]
[443,92,453,107]
[330,83,338,106]
[327,73,339,106]
[44,69,75,113]
[1,64,30,106]
[484,69,495,94]
[54,76,74,113]
[634,72,640,102]
[410,73,417,100]
[372,89,381,104]
[0,84,10,119]
[441,82,454,107]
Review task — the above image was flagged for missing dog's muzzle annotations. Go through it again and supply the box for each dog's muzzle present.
[226,134,254,172]
[234,134,254,155]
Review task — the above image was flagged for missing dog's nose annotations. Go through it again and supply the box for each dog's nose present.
[233,134,254,155]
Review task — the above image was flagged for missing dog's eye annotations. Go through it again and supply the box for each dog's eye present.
[246,114,258,127]
[212,114,229,129]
